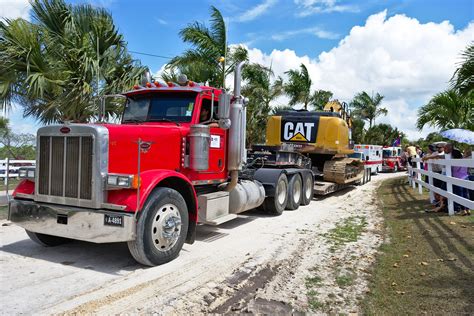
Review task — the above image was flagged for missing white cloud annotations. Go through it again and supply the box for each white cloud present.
[155,18,168,25]
[235,0,277,22]
[294,0,359,17]
[243,11,474,139]
[0,0,30,21]
[272,26,339,41]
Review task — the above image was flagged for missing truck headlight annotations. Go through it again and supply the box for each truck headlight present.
[106,174,139,189]
[19,167,35,180]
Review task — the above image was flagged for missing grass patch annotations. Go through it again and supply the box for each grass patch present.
[335,274,355,287]
[305,274,324,311]
[0,178,20,191]
[305,275,323,288]
[362,177,474,315]
[325,215,367,248]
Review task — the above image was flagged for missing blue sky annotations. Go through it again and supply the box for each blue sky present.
[1,0,473,139]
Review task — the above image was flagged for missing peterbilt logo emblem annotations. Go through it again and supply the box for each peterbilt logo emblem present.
[60,126,71,134]
[282,121,316,142]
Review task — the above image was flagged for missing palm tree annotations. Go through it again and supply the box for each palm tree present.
[0,0,145,124]
[283,63,313,110]
[364,123,405,146]
[350,91,387,128]
[311,90,333,111]
[167,6,248,88]
[242,63,283,146]
[416,89,474,131]
[452,42,474,97]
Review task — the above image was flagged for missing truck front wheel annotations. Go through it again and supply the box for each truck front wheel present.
[262,173,288,215]
[128,187,189,266]
[26,230,71,246]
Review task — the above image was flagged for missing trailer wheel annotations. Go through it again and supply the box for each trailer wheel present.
[262,173,288,215]
[128,187,188,266]
[26,230,71,247]
[393,165,398,173]
[286,174,302,210]
[301,173,314,206]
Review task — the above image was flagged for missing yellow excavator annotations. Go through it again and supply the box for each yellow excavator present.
[249,100,364,195]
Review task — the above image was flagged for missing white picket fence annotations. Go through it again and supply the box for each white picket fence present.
[407,157,474,215]
[0,158,35,184]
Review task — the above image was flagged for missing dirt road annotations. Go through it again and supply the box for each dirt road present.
[0,173,402,314]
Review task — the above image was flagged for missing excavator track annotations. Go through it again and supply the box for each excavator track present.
[323,158,364,184]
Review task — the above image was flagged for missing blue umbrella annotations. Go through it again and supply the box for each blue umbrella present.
[440,129,474,145]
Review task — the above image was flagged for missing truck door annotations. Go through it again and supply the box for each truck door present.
[199,97,227,180]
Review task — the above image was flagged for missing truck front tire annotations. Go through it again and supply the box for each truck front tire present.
[128,187,189,266]
[26,230,71,247]
[262,173,288,215]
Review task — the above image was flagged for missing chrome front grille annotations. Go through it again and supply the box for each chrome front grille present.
[38,135,94,200]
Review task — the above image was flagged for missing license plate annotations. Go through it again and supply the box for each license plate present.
[104,214,124,227]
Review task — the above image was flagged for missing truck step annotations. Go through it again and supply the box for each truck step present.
[313,181,352,196]
[204,214,238,226]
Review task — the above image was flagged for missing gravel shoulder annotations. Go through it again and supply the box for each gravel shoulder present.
[0,172,401,314]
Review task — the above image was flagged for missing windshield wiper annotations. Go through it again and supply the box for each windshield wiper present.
[149,118,181,126]
[122,119,144,124]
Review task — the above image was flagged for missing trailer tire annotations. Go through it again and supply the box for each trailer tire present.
[262,173,288,215]
[393,164,398,173]
[128,187,188,266]
[26,230,71,247]
[301,173,314,206]
[286,174,302,210]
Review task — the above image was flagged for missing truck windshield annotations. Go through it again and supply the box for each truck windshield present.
[348,152,363,159]
[382,150,392,158]
[122,92,197,123]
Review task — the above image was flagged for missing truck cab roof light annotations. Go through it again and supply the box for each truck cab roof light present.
[154,82,162,87]
[133,84,140,90]
[146,82,152,88]
[167,82,179,87]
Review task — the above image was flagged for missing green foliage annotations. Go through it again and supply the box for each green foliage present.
[167,6,248,88]
[0,118,35,159]
[0,0,145,123]
[451,42,474,96]
[242,64,283,146]
[351,117,366,144]
[416,89,473,131]
[364,123,406,146]
[350,91,387,128]
[311,90,333,111]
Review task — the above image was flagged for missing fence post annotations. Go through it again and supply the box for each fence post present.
[416,158,422,194]
[445,163,454,216]
[411,162,416,189]
[5,157,9,196]
[427,162,434,203]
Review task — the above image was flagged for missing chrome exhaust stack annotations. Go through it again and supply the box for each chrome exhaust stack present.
[225,61,246,191]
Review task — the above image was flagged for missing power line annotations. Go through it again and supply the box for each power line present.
[129,50,173,59]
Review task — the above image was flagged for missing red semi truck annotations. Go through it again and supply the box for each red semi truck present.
[9,63,314,266]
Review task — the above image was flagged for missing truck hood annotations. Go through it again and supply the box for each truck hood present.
[103,123,185,174]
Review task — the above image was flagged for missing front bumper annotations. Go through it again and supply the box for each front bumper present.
[8,199,136,243]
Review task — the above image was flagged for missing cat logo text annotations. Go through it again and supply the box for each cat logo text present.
[282,121,315,142]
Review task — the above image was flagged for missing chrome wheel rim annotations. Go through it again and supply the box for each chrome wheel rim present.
[305,176,313,200]
[151,203,182,252]
[277,180,287,205]
[293,179,301,204]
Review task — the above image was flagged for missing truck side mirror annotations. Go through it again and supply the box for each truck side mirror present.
[218,91,231,120]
